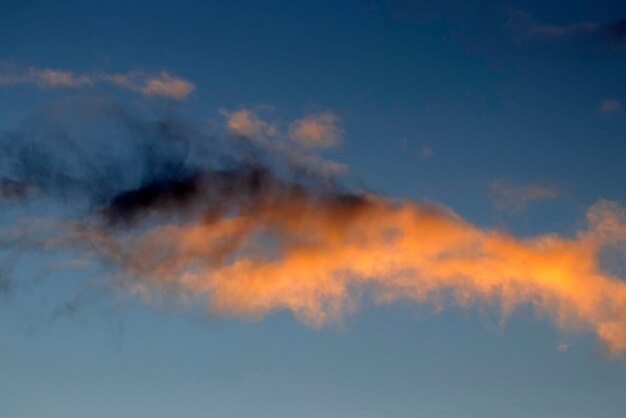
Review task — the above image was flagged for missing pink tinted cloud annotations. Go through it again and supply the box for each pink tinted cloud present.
[288,112,343,149]
[0,64,195,100]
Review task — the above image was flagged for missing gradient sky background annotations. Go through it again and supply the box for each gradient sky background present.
[2,1,626,417]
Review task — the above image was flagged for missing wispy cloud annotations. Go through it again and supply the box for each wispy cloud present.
[490,180,558,212]
[0,64,195,100]
[599,99,623,113]
[508,11,626,48]
[288,112,343,149]
[105,71,195,100]
[0,67,92,88]
[220,108,346,176]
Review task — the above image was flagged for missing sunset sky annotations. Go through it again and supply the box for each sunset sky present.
[2,1,626,417]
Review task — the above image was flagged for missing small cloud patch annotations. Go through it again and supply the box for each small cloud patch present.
[490,180,558,212]
[288,112,343,149]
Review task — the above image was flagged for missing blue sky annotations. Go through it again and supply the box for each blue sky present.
[2,1,626,417]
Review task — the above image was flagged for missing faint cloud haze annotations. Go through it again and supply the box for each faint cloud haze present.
[417,144,433,159]
[396,138,433,160]
[599,99,623,113]
[508,10,626,49]
[490,180,558,212]
[0,178,36,201]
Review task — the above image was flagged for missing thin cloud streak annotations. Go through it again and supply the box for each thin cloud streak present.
[0,64,195,100]
[508,11,626,48]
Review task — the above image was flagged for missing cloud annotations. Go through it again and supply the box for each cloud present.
[220,108,346,176]
[508,11,626,48]
[288,112,343,149]
[418,144,433,159]
[103,71,195,100]
[31,68,93,87]
[0,67,92,88]
[530,21,600,38]
[5,98,626,355]
[0,178,35,201]
[139,71,195,100]
[56,192,626,355]
[490,180,558,212]
[396,139,433,160]
[0,64,195,100]
[220,108,276,138]
[599,99,623,113]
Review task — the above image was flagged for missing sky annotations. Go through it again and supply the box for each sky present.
[1,1,626,417]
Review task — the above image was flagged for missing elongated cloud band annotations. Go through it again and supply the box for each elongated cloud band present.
[56,191,626,354]
[0,64,195,99]
[2,98,626,354]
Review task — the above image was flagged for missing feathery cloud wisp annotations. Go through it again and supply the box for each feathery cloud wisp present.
[220,108,346,176]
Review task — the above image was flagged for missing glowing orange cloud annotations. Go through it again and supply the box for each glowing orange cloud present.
[64,189,626,354]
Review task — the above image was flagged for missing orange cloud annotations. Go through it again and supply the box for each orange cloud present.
[61,191,626,354]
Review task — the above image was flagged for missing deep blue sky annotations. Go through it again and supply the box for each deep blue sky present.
[2,1,626,417]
